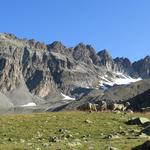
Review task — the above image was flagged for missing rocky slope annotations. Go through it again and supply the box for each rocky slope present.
[0,33,149,113]
[58,79,150,111]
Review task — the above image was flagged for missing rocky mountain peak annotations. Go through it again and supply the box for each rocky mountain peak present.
[144,55,150,61]
[97,49,114,70]
[72,43,99,64]
[0,33,149,113]
[47,41,66,52]
[27,39,46,50]
[113,57,133,74]
[86,44,96,54]
[73,43,96,54]
[74,43,96,53]
[97,49,112,58]
[133,55,150,78]
[73,43,89,61]
[114,57,131,63]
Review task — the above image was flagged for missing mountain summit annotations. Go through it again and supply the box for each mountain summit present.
[0,33,149,113]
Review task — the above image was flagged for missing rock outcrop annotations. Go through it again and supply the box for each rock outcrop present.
[0,33,149,112]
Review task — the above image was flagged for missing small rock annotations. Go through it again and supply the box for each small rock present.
[64,137,67,140]
[85,119,93,124]
[37,131,42,138]
[42,143,49,148]
[106,134,120,139]
[118,131,128,136]
[109,147,119,150]
[68,142,77,147]
[20,139,25,143]
[133,129,141,133]
[76,141,82,146]
[88,146,94,150]
[27,143,32,146]
[100,133,104,136]
[68,141,82,147]
[74,132,80,136]
[66,134,73,138]
[138,133,149,138]
[74,138,81,142]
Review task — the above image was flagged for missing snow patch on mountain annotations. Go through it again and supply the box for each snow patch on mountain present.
[21,102,37,107]
[99,72,142,88]
[61,93,76,100]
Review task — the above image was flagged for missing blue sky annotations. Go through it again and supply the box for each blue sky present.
[0,0,150,61]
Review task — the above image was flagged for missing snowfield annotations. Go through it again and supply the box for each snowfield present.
[99,72,142,89]
[61,93,76,100]
[21,102,37,107]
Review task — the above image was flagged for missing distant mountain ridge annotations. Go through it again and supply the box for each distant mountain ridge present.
[47,41,150,79]
[0,33,149,113]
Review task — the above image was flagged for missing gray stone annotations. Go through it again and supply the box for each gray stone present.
[84,119,93,124]
[66,134,73,138]
[127,117,150,125]
[105,134,120,139]
[109,147,119,150]
[68,141,82,147]
[138,133,149,138]
[42,143,49,148]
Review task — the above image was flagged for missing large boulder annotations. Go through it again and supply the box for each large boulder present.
[127,117,150,125]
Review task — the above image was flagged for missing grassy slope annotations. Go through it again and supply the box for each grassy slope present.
[0,111,150,150]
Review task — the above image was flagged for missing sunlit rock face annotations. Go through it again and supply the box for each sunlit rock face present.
[0,33,149,112]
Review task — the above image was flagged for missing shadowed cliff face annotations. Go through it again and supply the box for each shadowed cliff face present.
[0,33,149,112]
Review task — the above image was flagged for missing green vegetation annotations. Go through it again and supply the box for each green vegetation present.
[0,111,149,150]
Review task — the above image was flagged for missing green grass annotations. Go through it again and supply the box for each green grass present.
[0,111,150,150]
